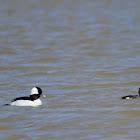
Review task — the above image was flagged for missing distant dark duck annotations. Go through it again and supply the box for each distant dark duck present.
[122,87,140,99]
[4,87,43,107]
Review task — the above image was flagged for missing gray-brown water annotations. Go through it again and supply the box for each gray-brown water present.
[0,0,140,140]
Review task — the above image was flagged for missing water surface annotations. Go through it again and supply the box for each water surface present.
[0,0,140,140]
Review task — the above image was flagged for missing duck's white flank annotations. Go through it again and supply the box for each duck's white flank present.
[11,99,42,107]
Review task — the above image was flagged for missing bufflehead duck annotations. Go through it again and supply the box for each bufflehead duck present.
[122,87,140,99]
[5,87,43,107]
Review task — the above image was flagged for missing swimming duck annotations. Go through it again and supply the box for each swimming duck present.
[122,87,140,99]
[5,87,43,107]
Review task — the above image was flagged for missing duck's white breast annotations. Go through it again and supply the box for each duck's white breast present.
[11,99,42,107]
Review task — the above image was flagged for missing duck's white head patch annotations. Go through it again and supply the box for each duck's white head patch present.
[30,87,38,95]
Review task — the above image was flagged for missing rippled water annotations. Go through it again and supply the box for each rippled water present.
[1,0,140,140]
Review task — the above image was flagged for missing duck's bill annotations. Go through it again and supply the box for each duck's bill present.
[41,95,46,97]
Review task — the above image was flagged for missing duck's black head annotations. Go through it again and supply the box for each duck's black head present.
[30,94,40,100]
[35,87,42,95]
